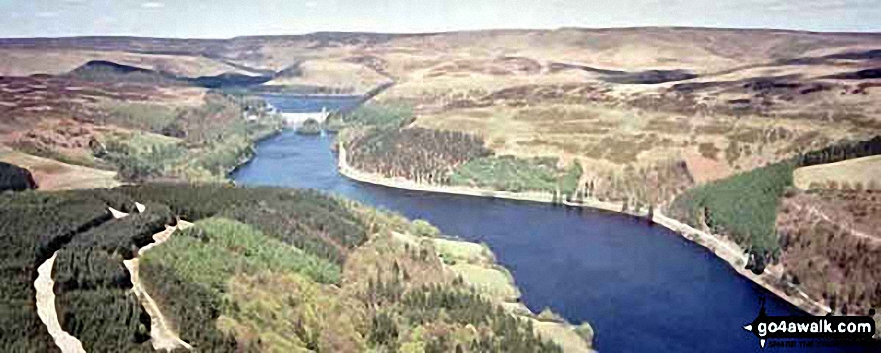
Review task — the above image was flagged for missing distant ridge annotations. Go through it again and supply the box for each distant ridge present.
[66,60,179,83]
[66,60,273,88]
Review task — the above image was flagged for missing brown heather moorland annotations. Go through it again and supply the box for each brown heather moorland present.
[2,27,881,342]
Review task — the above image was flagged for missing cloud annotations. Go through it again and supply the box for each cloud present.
[741,0,878,12]
[96,15,118,24]
[305,1,318,8]
[141,2,165,9]
[35,11,60,18]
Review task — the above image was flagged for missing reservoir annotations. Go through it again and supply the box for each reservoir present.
[231,97,871,353]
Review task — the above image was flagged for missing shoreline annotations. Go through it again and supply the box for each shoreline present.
[336,142,831,317]
[399,230,596,352]
[226,127,285,179]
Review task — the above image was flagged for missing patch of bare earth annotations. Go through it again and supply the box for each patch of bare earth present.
[683,151,732,184]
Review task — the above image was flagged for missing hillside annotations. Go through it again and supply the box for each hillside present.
[793,155,881,190]
[0,70,282,184]
[0,185,593,352]
[1,27,881,347]
[0,146,119,190]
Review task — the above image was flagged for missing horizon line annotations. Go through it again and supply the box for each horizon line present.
[1,25,881,41]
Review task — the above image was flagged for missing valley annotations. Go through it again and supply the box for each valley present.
[2,27,880,352]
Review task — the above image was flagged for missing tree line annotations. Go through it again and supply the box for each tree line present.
[0,162,38,191]
[797,136,881,167]
[2,185,563,352]
[0,189,137,351]
[668,161,796,272]
[118,184,369,264]
[347,127,491,184]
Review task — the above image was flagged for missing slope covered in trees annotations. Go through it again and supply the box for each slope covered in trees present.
[118,184,369,264]
[668,161,795,270]
[0,190,134,352]
[98,94,282,183]
[341,104,588,197]
[797,136,881,167]
[139,217,341,352]
[0,161,38,191]
[347,126,491,183]
[52,204,173,351]
[777,190,881,320]
[1,185,573,352]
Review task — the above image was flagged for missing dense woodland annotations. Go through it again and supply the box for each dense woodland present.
[0,190,134,352]
[1,185,565,352]
[342,105,588,196]
[138,217,341,352]
[369,281,563,353]
[53,204,173,351]
[94,93,281,182]
[348,127,491,183]
[668,161,795,270]
[118,184,368,264]
[0,186,360,352]
[797,135,881,167]
[0,162,38,191]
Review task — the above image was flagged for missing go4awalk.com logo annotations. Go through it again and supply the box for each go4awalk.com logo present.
[742,299,876,349]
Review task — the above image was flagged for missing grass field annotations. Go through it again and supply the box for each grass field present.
[432,237,494,264]
[793,155,881,190]
[449,262,521,301]
[0,147,120,190]
[533,321,594,353]
[449,155,581,194]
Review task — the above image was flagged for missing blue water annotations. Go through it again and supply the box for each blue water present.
[261,94,362,113]
[231,97,877,353]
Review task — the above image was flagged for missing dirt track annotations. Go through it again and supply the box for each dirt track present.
[36,204,193,352]
[35,252,86,353]
[123,221,194,352]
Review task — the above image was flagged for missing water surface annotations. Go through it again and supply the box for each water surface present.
[232,98,874,353]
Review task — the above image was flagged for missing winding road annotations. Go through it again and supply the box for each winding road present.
[123,220,193,352]
[35,252,86,353]
[35,206,192,352]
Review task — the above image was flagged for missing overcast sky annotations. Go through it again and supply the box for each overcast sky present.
[1,0,880,38]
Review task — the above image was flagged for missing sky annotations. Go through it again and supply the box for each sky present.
[1,0,880,38]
